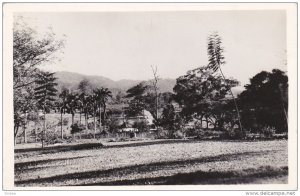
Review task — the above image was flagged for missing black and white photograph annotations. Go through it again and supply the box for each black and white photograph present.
[2,3,297,190]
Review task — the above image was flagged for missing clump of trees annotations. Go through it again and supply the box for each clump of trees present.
[13,19,115,145]
[13,17,65,145]
[239,69,288,134]
[172,66,239,132]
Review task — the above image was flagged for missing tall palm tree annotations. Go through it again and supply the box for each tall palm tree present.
[207,32,243,134]
[88,94,98,138]
[59,88,69,139]
[78,93,89,132]
[93,87,112,133]
[66,93,78,126]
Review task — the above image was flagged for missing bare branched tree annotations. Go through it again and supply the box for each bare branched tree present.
[150,65,160,120]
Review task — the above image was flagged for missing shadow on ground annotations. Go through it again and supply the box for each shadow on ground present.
[15,150,283,186]
[15,156,92,171]
[82,166,288,185]
[14,139,268,155]
[14,140,199,154]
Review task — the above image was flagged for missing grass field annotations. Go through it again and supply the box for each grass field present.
[14,139,288,186]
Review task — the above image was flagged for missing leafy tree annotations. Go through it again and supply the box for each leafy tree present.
[14,83,37,144]
[207,32,243,133]
[159,103,177,131]
[173,66,239,130]
[159,103,185,137]
[158,92,173,106]
[126,82,149,116]
[13,17,64,144]
[13,17,64,90]
[78,79,93,95]
[239,69,288,133]
[115,91,126,104]
[34,71,58,147]
[70,123,85,140]
[107,117,120,134]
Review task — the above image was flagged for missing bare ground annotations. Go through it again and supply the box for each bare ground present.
[14,139,288,186]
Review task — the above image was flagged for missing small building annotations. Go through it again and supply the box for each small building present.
[119,127,139,133]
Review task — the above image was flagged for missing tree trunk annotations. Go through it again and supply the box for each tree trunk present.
[205,116,209,129]
[23,116,27,143]
[71,113,74,125]
[103,104,106,131]
[103,104,107,119]
[42,106,46,148]
[99,103,102,133]
[14,125,19,146]
[60,110,63,139]
[94,108,96,139]
[218,66,243,135]
[155,91,158,120]
[35,125,37,142]
[85,113,88,132]
[80,108,82,124]
[278,86,288,128]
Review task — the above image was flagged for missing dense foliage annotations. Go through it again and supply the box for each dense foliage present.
[239,69,288,133]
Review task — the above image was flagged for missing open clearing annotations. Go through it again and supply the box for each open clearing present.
[15,139,288,186]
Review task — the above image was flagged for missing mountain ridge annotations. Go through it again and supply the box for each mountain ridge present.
[54,71,243,96]
[55,71,176,93]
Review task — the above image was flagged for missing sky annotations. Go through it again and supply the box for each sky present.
[17,11,287,87]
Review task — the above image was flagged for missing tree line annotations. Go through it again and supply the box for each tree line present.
[13,19,288,146]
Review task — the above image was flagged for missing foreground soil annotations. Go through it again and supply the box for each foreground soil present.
[14,139,288,186]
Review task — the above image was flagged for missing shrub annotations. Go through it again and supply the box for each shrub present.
[132,120,149,132]
[224,128,245,140]
[58,118,69,126]
[262,126,276,139]
[107,117,120,133]
[155,127,170,139]
[185,128,198,137]
[195,129,224,140]
[173,130,185,139]
[108,138,116,142]
[88,122,97,130]
[70,123,85,134]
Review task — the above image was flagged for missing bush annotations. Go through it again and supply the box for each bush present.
[58,118,69,126]
[70,123,85,134]
[262,126,276,139]
[195,129,224,140]
[224,128,245,140]
[173,130,185,139]
[155,127,170,139]
[108,138,116,142]
[185,128,198,137]
[132,120,149,132]
[43,130,61,145]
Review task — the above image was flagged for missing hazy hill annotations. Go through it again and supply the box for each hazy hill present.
[55,71,176,93]
[55,71,243,96]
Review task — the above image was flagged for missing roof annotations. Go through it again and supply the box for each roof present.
[118,128,139,133]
